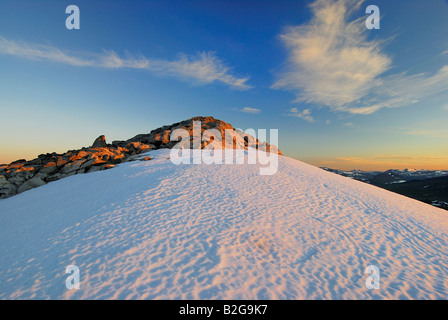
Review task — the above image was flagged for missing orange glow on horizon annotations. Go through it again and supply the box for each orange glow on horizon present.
[303,156,448,171]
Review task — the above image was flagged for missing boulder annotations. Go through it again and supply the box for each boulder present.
[8,162,24,170]
[56,158,68,167]
[8,174,26,186]
[80,158,97,170]
[111,153,124,163]
[17,174,46,194]
[61,159,86,174]
[87,165,103,173]
[92,135,107,148]
[17,167,36,180]
[69,150,90,162]
[0,175,8,186]
[0,182,17,198]
[46,173,62,182]
[40,164,58,175]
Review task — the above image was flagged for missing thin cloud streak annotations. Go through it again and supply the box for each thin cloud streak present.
[238,107,262,114]
[0,36,252,90]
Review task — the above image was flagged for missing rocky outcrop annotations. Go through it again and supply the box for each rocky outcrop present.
[0,137,153,199]
[0,116,282,199]
[124,116,282,154]
[92,135,107,148]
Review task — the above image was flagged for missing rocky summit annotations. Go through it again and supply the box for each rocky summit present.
[0,116,281,199]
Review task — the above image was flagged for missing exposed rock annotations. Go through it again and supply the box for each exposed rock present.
[80,158,97,169]
[0,175,9,186]
[9,162,24,170]
[0,182,17,198]
[112,140,126,147]
[10,159,26,164]
[125,116,282,155]
[17,174,46,194]
[46,174,62,182]
[27,158,43,165]
[40,165,58,175]
[56,158,68,167]
[0,116,282,199]
[87,165,103,173]
[8,174,26,186]
[69,151,90,162]
[111,153,125,163]
[61,159,86,174]
[92,135,107,148]
[44,161,56,167]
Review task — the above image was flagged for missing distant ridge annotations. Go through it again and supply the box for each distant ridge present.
[321,167,448,211]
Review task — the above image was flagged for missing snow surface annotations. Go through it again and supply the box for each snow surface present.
[1,149,448,299]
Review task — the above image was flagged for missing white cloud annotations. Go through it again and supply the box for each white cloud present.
[0,36,93,67]
[286,107,315,122]
[0,36,251,90]
[356,65,448,115]
[273,0,448,115]
[152,52,251,89]
[238,107,262,114]
[273,0,390,110]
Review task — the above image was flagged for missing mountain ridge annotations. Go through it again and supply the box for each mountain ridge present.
[0,116,281,199]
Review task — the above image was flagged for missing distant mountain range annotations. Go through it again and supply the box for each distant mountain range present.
[321,168,448,211]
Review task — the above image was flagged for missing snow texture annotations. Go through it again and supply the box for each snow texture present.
[1,149,447,299]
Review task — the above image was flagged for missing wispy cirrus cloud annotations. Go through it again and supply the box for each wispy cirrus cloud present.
[0,36,94,67]
[0,36,252,90]
[238,107,262,114]
[273,0,448,115]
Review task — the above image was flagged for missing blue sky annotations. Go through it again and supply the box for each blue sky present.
[1,0,447,170]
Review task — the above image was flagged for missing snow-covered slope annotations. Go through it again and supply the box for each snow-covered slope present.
[1,149,447,299]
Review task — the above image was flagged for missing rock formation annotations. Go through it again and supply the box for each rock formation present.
[0,116,281,199]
